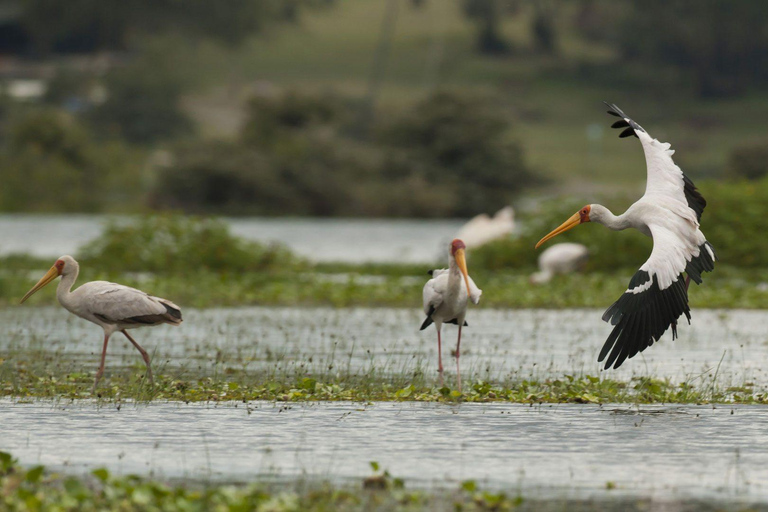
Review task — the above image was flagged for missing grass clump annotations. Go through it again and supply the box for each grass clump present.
[78,214,304,274]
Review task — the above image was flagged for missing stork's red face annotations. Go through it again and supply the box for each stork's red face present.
[20,258,65,304]
[450,239,466,256]
[535,205,591,249]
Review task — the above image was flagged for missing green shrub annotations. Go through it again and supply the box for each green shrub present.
[378,90,538,217]
[78,214,303,274]
[0,109,144,212]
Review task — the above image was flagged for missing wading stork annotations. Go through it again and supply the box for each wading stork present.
[535,103,717,369]
[420,239,482,391]
[20,255,182,391]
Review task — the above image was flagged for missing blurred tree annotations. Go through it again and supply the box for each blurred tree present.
[619,0,768,97]
[531,1,557,55]
[0,109,142,212]
[728,142,768,181]
[379,90,537,216]
[462,0,511,54]
[20,0,334,53]
[89,55,193,144]
[153,89,536,217]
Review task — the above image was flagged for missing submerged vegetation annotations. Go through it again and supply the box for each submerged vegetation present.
[5,451,731,512]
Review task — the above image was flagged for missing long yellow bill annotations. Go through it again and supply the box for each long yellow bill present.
[20,266,59,304]
[454,248,472,296]
[535,212,582,249]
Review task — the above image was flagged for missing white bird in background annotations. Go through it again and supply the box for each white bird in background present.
[530,243,589,284]
[20,255,182,391]
[456,206,515,249]
[420,239,481,392]
[535,103,716,370]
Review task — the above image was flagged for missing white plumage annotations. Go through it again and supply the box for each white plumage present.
[530,243,589,284]
[420,239,481,392]
[20,255,182,391]
[536,103,716,370]
[455,206,515,249]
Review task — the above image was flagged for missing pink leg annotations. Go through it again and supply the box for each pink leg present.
[122,330,154,385]
[456,325,462,393]
[93,333,110,393]
[437,327,444,387]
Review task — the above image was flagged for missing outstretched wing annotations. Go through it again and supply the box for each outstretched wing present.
[599,223,716,369]
[605,102,706,223]
[77,281,182,326]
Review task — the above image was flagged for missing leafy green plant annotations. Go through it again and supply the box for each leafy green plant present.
[78,214,303,274]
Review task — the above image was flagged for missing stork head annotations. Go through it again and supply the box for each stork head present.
[20,255,77,304]
[450,239,472,296]
[535,205,591,249]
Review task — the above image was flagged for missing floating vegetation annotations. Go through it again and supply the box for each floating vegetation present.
[1,364,765,405]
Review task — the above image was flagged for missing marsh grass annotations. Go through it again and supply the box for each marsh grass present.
[1,350,764,406]
[0,451,762,512]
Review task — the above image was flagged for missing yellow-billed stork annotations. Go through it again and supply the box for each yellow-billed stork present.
[420,239,482,391]
[535,103,717,369]
[20,255,182,391]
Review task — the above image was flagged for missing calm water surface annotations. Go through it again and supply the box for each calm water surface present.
[1,400,765,503]
[0,214,464,263]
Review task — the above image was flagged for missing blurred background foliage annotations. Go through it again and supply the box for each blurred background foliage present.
[0,0,766,219]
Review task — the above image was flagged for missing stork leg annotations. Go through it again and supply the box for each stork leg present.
[93,333,111,393]
[456,324,462,393]
[122,330,154,385]
[436,327,444,387]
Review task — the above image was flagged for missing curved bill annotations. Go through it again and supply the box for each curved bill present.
[20,266,59,304]
[454,248,472,296]
[535,212,581,249]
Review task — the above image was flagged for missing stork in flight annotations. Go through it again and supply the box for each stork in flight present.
[535,103,716,369]
[20,255,182,391]
[421,239,482,392]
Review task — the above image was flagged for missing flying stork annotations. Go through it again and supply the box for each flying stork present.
[20,255,182,391]
[535,103,717,369]
[421,239,482,392]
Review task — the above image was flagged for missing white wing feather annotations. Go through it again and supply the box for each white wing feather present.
[636,131,698,226]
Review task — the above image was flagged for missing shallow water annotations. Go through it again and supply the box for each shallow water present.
[1,399,766,503]
[1,307,767,385]
[0,214,463,263]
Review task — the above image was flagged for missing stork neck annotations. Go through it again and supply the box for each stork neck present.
[56,268,79,309]
[448,257,463,288]
[592,205,630,231]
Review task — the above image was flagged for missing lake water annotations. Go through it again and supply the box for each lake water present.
[1,399,766,505]
[0,214,464,263]
[1,307,766,388]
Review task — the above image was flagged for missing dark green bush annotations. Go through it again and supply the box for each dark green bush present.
[727,142,768,180]
[78,214,303,274]
[89,55,193,144]
[0,109,143,212]
[378,90,537,217]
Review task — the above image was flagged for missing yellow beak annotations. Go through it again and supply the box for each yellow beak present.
[454,248,471,297]
[535,212,582,249]
[20,266,60,304]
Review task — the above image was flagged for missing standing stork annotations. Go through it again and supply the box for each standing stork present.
[535,103,716,369]
[20,255,182,391]
[421,239,482,391]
